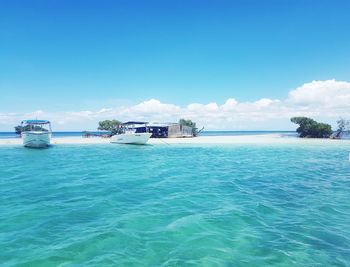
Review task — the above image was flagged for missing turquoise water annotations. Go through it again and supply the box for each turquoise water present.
[1,143,350,266]
[0,131,296,139]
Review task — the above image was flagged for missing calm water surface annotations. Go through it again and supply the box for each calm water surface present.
[0,131,297,139]
[1,143,350,266]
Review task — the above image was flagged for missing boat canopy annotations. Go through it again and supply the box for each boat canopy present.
[122,121,148,125]
[21,120,51,125]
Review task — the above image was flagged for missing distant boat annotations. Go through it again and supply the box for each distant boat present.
[21,120,52,148]
[110,123,151,145]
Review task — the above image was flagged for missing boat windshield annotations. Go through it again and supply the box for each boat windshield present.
[21,120,52,132]
[120,121,147,134]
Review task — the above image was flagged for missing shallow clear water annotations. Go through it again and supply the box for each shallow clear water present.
[1,143,350,266]
[0,131,297,139]
[0,132,109,139]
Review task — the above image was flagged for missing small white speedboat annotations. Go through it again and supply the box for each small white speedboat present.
[110,132,152,145]
[21,120,52,148]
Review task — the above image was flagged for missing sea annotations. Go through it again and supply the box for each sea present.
[0,131,297,139]
[1,136,350,266]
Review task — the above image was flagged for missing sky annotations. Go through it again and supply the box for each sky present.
[1,0,350,131]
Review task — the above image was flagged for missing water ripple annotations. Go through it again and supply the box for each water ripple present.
[1,143,350,266]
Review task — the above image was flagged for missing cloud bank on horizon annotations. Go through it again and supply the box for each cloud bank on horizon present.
[1,80,350,131]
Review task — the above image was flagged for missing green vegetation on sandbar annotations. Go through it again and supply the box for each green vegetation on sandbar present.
[97,120,122,135]
[179,119,199,136]
[291,117,333,138]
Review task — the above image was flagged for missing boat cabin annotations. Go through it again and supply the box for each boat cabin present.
[121,121,194,138]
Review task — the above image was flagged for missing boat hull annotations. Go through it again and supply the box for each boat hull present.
[22,132,51,148]
[110,133,152,145]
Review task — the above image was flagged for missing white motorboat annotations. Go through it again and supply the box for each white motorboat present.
[110,132,152,145]
[21,120,52,148]
[110,122,152,145]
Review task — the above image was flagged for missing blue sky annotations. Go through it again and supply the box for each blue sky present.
[1,0,350,130]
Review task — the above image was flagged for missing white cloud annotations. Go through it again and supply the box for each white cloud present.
[1,79,350,131]
[24,110,44,118]
[0,112,19,126]
[128,99,180,114]
[254,98,279,108]
[221,98,238,111]
[288,79,350,108]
